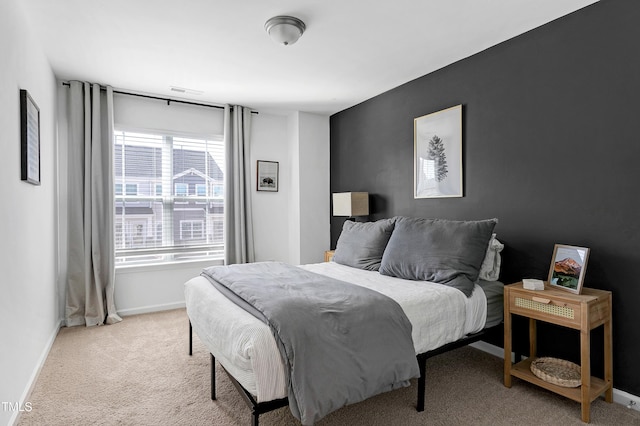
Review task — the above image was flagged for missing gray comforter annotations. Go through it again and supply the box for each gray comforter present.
[201,262,419,425]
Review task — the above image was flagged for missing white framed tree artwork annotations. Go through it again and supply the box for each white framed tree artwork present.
[414,104,463,198]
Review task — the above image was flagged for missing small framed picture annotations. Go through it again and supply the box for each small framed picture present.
[257,160,278,192]
[20,89,41,185]
[548,244,590,294]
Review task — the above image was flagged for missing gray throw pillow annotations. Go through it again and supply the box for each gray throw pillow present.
[379,217,498,296]
[333,218,396,271]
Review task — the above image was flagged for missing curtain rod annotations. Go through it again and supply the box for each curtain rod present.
[61,81,257,113]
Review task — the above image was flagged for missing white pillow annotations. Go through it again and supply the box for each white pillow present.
[479,234,504,281]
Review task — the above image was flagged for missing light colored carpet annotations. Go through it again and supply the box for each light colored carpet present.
[17,308,640,425]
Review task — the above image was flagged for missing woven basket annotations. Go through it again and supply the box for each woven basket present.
[530,357,581,387]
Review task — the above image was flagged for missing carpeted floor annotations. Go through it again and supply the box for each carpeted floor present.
[17,308,640,425]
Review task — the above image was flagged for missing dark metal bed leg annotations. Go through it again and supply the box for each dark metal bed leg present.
[211,353,217,400]
[189,320,193,356]
[417,355,427,412]
[221,364,288,424]
[412,327,495,413]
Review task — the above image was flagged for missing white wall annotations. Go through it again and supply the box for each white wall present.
[287,113,302,264]
[0,1,59,425]
[114,261,211,315]
[287,112,331,265]
[297,112,331,264]
[113,94,224,136]
[251,112,291,263]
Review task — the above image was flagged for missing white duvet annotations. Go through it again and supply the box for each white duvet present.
[184,262,487,403]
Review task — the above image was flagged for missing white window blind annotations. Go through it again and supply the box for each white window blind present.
[114,130,225,265]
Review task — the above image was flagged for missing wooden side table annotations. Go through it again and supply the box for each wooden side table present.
[324,250,335,262]
[503,282,613,423]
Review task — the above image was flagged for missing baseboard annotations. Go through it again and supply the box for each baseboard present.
[117,301,186,317]
[470,341,640,412]
[470,340,505,359]
[10,318,63,426]
[612,388,640,412]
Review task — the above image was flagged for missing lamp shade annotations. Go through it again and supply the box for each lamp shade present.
[332,192,369,217]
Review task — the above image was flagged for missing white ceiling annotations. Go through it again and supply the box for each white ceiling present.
[20,0,598,115]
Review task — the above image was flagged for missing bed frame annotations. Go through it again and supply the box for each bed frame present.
[188,321,501,426]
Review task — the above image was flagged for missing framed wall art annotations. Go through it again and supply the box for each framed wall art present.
[414,104,462,198]
[548,244,590,294]
[257,160,279,192]
[20,89,41,185]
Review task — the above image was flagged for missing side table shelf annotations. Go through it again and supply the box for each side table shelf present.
[503,282,613,423]
[511,357,609,405]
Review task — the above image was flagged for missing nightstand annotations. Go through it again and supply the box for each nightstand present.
[324,250,335,262]
[503,282,613,423]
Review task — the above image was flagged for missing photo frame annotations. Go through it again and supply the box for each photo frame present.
[414,104,462,198]
[20,89,41,185]
[548,244,590,294]
[257,160,278,192]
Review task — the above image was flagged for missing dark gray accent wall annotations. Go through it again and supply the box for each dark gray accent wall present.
[330,0,640,396]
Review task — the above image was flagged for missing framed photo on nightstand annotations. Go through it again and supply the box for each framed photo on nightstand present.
[548,244,590,294]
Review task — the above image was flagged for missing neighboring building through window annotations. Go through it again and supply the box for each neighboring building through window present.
[175,183,188,196]
[114,130,224,265]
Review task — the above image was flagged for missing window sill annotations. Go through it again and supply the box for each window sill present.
[115,257,223,273]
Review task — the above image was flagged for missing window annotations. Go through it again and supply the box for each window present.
[175,183,188,196]
[180,220,204,240]
[114,130,225,266]
[125,183,138,196]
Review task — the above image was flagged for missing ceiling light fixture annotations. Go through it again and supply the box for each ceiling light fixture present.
[264,15,306,46]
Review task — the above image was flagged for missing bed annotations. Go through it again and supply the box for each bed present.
[185,216,504,425]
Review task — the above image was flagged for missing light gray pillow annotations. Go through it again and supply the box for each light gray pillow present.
[479,233,504,281]
[333,218,396,271]
[379,217,498,296]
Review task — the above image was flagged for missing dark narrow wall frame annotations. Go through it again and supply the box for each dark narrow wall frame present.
[20,89,41,185]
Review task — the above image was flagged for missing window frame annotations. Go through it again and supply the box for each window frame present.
[113,127,225,267]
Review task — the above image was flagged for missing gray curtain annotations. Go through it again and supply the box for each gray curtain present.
[65,81,121,327]
[224,105,255,265]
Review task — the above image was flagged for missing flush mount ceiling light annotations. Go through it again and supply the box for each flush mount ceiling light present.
[264,15,306,46]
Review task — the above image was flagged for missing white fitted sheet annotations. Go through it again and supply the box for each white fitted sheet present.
[185,262,487,403]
